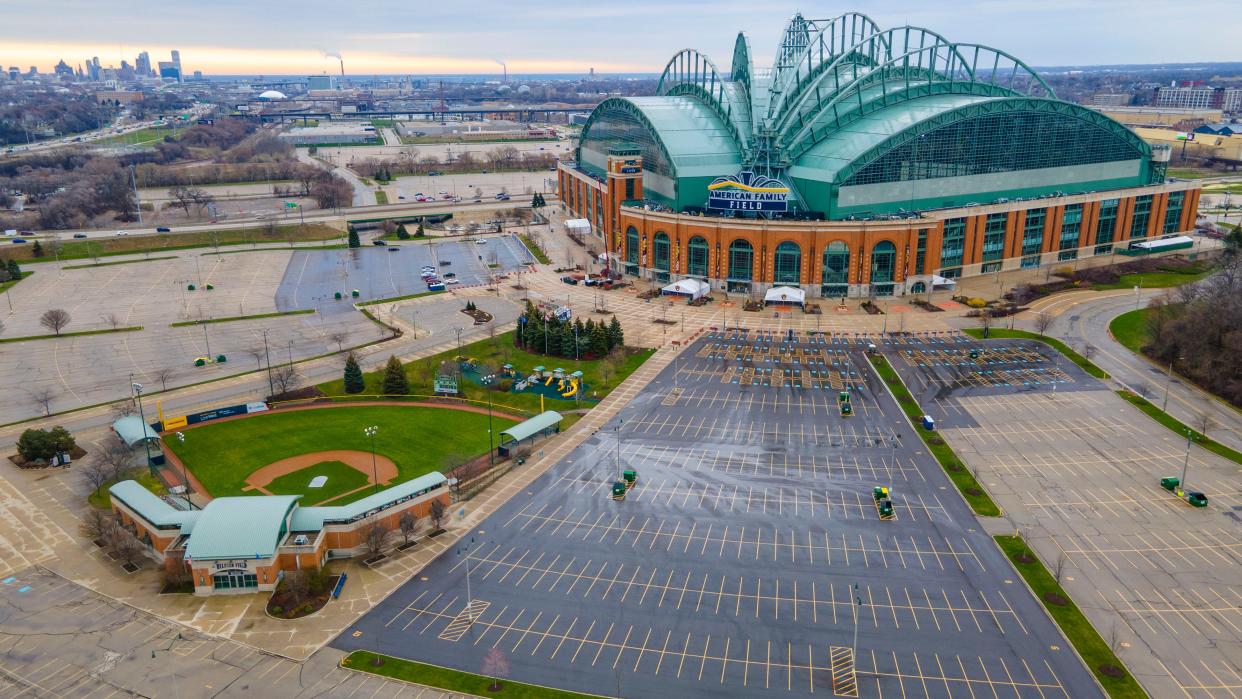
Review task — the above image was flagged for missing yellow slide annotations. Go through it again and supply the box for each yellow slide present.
[561,379,578,398]
[544,375,554,386]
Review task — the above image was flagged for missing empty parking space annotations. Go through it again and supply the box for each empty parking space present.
[335,331,1099,697]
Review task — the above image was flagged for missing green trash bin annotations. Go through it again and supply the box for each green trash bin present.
[215,354,227,364]
[623,469,637,487]
[334,291,342,300]
[611,481,627,500]
[187,283,196,291]
[351,289,360,298]
[1160,476,1180,491]
[838,391,850,404]
[194,358,206,367]
[873,486,889,501]
[205,283,214,290]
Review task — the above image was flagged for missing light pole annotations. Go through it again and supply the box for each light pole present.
[262,329,274,397]
[364,425,379,494]
[1161,356,1180,412]
[1179,428,1192,490]
[173,432,193,509]
[131,379,154,479]
[851,582,863,659]
[201,323,211,360]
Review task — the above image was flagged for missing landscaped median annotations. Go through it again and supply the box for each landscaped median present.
[170,309,314,327]
[356,289,444,306]
[1117,389,1242,465]
[962,328,1110,379]
[342,651,607,699]
[63,256,179,269]
[994,536,1145,698]
[0,325,143,344]
[868,354,1000,516]
[518,233,551,264]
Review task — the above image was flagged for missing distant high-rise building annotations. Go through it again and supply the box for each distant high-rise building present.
[135,51,151,77]
[87,57,101,81]
[193,70,202,81]
[171,50,181,71]
[54,60,74,78]
[119,61,134,81]
[157,61,180,82]
[307,74,337,91]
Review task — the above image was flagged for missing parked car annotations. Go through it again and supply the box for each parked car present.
[583,277,599,286]
[446,278,460,285]
[561,276,579,285]
[115,230,129,236]
[155,226,171,232]
[73,233,88,239]
[443,272,456,278]
[495,193,510,200]
[387,246,400,252]
[372,239,387,246]
[452,196,462,203]
[10,238,27,244]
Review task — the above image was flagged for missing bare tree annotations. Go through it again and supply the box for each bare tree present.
[328,330,350,354]
[1133,382,1152,400]
[1081,343,1096,360]
[153,367,174,392]
[1054,551,1067,585]
[270,364,301,396]
[363,521,391,559]
[282,568,310,607]
[100,312,121,329]
[40,308,71,335]
[29,388,56,416]
[481,648,510,692]
[428,499,447,534]
[106,527,145,569]
[1196,408,1216,439]
[246,346,266,369]
[399,510,417,545]
[979,308,993,338]
[0,318,5,336]
[1033,312,1053,336]
[80,459,112,494]
[79,508,115,543]
[109,398,138,419]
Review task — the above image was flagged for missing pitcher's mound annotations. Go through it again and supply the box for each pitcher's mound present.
[245,450,399,504]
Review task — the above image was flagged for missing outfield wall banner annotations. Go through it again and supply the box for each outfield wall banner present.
[163,415,188,430]
[184,401,269,426]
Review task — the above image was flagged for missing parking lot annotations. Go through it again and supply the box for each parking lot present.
[334,331,1097,697]
[886,336,1242,699]
[274,233,533,312]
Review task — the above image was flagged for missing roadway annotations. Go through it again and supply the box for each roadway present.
[1017,288,1242,454]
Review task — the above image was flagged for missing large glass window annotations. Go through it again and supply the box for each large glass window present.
[870,241,896,292]
[821,242,850,297]
[653,232,671,280]
[687,236,709,278]
[1059,204,1082,251]
[625,227,639,264]
[1130,195,1153,241]
[939,218,966,272]
[982,213,1007,262]
[212,569,257,590]
[773,242,802,285]
[1163,191,1185,234]
[914,229,928,275]
[842,110,1143,188]
[578,103,673,179]
[727,239,753,281]
[1095,198,1119,255]
[1022,209,1046,256]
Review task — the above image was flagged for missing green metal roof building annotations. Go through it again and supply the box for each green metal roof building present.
[576,13,1163,219]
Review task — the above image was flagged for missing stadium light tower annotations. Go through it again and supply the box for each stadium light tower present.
[364,425,379,493]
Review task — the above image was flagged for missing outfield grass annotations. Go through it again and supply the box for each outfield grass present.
[317,330,655,415]
[170,309,314,327]
[869,355,1000,517]
[1108,309,1150,354]
[164,406,516,502]
[1117,390,1242,466]
[343,652,604,699]
[962,328,1109,379]
[11,224,340,263]
[995,536,1144,698]
[265,460,369,505]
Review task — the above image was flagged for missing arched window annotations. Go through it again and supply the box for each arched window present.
[727,240,753,281]
[772,241,801,285]
[652,232,671,282]
[625,227,639,265]
[870,240,897,296]
[909,281,926,295]
[821,242,850,297]
[687,236,709,278]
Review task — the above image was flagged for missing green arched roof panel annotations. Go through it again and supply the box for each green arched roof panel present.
[578,96,743,179]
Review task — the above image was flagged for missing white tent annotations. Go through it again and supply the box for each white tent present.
[764,286,806,307]
[564,218,591,234]
[662,278,710,300]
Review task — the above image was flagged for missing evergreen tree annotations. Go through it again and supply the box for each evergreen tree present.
[560,322,577,357]
[415,223,426,237]
[343,353,365,394]
[7,259,22,281]
[608,316,624,350]
[347,225,361,248]
[381,355,409,395]
[589,323,610,357]
[31,240,43,258]
[396,224,410,240]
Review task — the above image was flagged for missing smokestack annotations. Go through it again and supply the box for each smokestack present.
[339,57,344,76]
[494,59,508,83]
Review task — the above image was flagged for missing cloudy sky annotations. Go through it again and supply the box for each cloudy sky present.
[3,0,1239,75]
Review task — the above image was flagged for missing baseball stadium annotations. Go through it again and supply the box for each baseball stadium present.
[558,12,1202,297]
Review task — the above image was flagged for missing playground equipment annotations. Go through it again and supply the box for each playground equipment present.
[561,378,580,398]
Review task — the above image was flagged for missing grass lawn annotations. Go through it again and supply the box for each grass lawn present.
[995,536,1144,698]
[1092,267,1213,291]
[64,256,178,269]
[1166,167,1220,180]
[0,270,31,293]
[869,355,1000,517]
[164,406,516,502]
[0,325,143,344]
[1108,309,1150,354]
[96,126,179,146]
[962,328,1109,379]
[356,290,443,306]
[12,224,340,263]
[1117,390,1242,466]
[317,330,655,416]
[170,309,314,327]
[343,652,604,699]
[375,190,389,205]
[518,234,551,264]
[264,460,369,505]
[90,469,167,509]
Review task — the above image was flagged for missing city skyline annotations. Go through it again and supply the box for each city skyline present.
[2,0,1240,75]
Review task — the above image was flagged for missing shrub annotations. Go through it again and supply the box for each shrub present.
[271,605,283,615]
[17,426,76,461]
[966,297,987,308]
